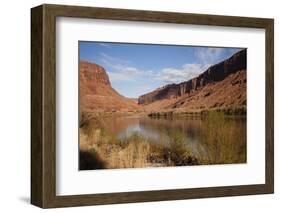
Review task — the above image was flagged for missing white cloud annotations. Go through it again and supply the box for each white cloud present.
[99,53,152,82]
[99,48,225,85]
[156,63,210,83]
[107,72,136,82]
[196,47,224,65]
[98,43,110,48]
[155,47,226,84]
[107,66,142,82]
[100,53,131,65]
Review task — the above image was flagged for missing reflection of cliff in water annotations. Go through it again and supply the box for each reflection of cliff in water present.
[100,115,246,160]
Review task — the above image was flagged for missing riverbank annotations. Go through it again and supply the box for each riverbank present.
[80,130,199,170]
[147,106,246,118]
[79,111,246,170]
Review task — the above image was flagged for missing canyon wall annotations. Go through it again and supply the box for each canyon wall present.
[138,49,246,105]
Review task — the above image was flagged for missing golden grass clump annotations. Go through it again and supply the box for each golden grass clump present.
[199,111,246,164]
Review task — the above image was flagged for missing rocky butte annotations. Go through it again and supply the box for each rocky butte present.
[79,61,140,115]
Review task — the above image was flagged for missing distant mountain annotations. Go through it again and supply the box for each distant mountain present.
[80,61,140,114]
[138,49,247,113]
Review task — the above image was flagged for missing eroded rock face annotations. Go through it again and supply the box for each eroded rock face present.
[80,61,110,85]
[138,49,246,105]
[80,61,140,114]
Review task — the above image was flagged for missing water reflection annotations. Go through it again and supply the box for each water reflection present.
[101,115,246,161]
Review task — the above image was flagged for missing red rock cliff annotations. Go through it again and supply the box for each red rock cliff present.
[138,49,246,105]
[80,61,140,113]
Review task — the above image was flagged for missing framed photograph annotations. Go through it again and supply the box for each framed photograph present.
[31,4,274,208]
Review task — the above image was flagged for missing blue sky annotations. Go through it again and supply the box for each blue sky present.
[79,41,242,98]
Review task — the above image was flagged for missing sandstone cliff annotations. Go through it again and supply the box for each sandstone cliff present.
[80,48,247,116]
[80,61,140,114]
[139,49,247,112]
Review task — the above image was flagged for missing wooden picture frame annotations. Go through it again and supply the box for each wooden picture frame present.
[31,4,274,208]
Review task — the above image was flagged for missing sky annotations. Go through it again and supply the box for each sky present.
[79,41,243,98]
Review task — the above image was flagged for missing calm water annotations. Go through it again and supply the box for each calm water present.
[101,115,246,160]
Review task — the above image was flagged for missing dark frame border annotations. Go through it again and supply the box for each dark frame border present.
[31,4,274,208]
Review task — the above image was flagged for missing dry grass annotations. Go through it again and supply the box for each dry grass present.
[79,118,153,169]
[199,111,246,164]
[79,113,246,170]
[79,117,199,169]
[80,130,153,169]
